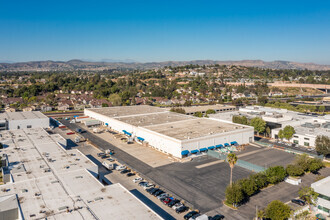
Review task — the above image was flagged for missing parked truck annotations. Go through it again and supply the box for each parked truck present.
[93,127,103,134]
[74,135,86,143]
[102,161,115,170]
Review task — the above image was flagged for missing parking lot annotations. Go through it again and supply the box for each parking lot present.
[59,120,309,217]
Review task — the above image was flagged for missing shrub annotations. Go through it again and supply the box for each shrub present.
[307,158,323,173]
[265,200,292,220]
[286,164,305,177]
[225,182,244,206]
[294,154,310,171]
[264,166,287,184]
[238,178,258,197]
[250,173,268,189]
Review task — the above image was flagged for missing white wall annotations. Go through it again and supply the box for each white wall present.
[8,118,49,130]
[271,129,316,147]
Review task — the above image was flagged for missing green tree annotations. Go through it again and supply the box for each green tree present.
[206,109,216,114]
[193,111,203,117]
[286,164,304,177]
[278,129,284,140]
[307,158,323,173]
[227,153,238,186]
[294,154,310,171]
[299,187,319,210]
[265,200,291,220]
[282,125,295,140]
[264,166,287,184]
[266,127,271,137]
[250,117,266,135]
[318,105,325,113]
[109,94,122,106]
[225,182,244,207]
[238,178,258,197]
[315,135,330,157]
[250,173,268,189]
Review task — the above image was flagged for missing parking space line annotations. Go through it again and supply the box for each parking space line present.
[196,160,225,169]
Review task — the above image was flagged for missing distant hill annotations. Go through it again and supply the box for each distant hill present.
[0,59,329,71]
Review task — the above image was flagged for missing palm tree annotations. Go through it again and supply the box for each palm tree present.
[227,153,238,186]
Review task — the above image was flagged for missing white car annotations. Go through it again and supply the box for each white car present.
[133,177,143,183]
[172,203,183,210]
[143,183,155,190]
[116,165,126,171]
[157,193,169,200]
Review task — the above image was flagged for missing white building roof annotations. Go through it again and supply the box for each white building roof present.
[0,111,48,121]
[0,128,161,220]
[311,176,330,197]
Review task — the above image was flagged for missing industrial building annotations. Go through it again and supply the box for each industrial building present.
[211,106,330,148]
[0,128,161,220]
[84,106,254,158]
[0,111,49,130]
[170,104,236,115]
[311,176,330,216]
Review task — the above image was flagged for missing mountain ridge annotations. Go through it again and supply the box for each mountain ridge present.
[0,59,329,71]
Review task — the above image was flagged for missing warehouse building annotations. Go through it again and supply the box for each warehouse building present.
[311,176,330,216]
[0,111,49,130]
[84,106,254,158]
[0,128,161,220]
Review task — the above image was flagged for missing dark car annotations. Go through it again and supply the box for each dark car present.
[184,211,199,219]
[151,189,160,195]
[210,214,225,220]
[126,172,135,177]
[138,181,147,187]
[146,187,155,193]
[291,199,305,206]
[120,169,130,174]
[97,152,105,157]
[154,190,164,197]
[176,205,188,213]
[168,199,180,207]
[101,155,110,159]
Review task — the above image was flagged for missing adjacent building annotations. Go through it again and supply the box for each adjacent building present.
[0,127,162,220]
[0,111,49,131]
[84,105,254,158]
[311,176,330,216]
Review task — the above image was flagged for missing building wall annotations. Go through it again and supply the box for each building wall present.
[182,127,254,152]
[272,129,316,147]
[8,118,49,130]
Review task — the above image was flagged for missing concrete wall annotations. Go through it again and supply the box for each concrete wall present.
[182,127,254,152]
[8,118,49,130]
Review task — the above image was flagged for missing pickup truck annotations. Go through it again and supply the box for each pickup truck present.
[102,161,115,170]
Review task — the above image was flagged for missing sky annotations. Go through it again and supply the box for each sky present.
[1,0,330,64]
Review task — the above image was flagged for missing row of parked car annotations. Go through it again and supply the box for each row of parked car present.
[133,178,224,220]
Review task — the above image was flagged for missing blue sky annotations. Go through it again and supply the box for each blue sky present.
[1,0,330,64]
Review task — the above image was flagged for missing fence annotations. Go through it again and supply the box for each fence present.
[207,150,266,173]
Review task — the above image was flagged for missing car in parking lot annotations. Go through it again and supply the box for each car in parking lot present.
[116,165,126,171]
[175,205,188,213]
[101,154,110,159]
[157,193,169,200]
[210,214,225,220]
[162,197,172,205]
[97,152,105,157]
[120,169,130,174]
[126,172,135,177]
[149,188,160,195]
[107,158,115,162]
[138,181,147,186]
[189,213,201,220]
[146,187,156,194]
[184,210,199,219]
[143,183,155,190]
[291,199,305,206]
[173,202,184,210]
[168,199,180,207]
[154,190,164,197]
[133,177,143,183]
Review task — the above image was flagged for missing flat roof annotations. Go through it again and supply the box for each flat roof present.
[0,128,161,220]
[143,118,247,140]
[86,105,167,118]
[311,176,330,196]
[117,112,193,127]
[0,111,48,121]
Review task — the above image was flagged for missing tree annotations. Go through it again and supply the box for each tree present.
[101,103,109,107]
[294,154,310,171]
[299,187,318,210]
[265,200,291,220]
[264,166,287,184]
[206,109,216,114]
[286,164,304,177]
[170,107,186,114]
[109,94,122,106]
[282,125,295,140]
[278,129,284,140]
[250,117,266,135]
[225,182,244,207]
[193,111,203,117]
[227,153,238,186]
[315,135,330,157]
[238,178,258,197]
[266,127,271,137]
[250,173,268,189]
[318,105,325,113]
[307,158,323,173]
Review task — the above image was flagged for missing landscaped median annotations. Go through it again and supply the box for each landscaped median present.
[224,154,324,208]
